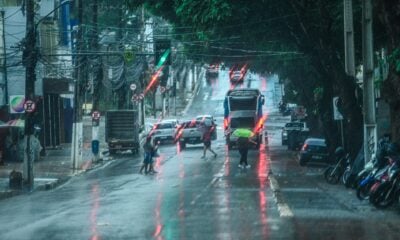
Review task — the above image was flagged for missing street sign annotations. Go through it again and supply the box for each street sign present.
[130,83,137,91]
[92,111,101,120]
[24,100,36,113]
[160,86,166,93]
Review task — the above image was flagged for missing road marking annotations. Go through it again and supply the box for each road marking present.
[190,158,229,206]
[269,175,294,218]
[190,177,218,206]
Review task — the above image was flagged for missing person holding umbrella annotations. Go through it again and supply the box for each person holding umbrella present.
[199,119,217,159]
[233,128,257,168]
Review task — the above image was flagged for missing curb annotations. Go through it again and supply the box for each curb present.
[0,176,72,201]
[182,69,204,116]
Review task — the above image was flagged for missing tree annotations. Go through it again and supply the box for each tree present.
[127,0,365,154]
[375,0,400,142]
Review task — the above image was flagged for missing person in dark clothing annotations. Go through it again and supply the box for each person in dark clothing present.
[237,136,256,168]
[139,137,158,174]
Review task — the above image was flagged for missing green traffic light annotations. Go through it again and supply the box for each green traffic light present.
[156,49,170,69]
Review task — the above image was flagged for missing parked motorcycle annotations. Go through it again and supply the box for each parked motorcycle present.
[356,162,389,201]
[324,147,349,184]
[368,154,400,208]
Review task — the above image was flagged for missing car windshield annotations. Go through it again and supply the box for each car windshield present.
[181,121,200,129]
[154,123,173,129]
[196,116,212,122]
[306,144,327,152]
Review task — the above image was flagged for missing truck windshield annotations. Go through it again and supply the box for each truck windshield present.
[230,97,257,111]
[230,117,255,128]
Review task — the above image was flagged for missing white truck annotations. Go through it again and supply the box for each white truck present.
[223,88,265,149]
[105,110,140,155]
[281,121,309,150]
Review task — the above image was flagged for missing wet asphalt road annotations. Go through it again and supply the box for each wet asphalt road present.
[0,71,400,239]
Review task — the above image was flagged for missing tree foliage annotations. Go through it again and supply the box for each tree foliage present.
[125,0,400,154]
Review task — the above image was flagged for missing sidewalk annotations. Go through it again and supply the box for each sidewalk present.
[0,72,203,200]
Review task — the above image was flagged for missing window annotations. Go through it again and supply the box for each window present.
[230,117,254,129]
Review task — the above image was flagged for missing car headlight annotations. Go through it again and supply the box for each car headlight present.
[282,131,287,136]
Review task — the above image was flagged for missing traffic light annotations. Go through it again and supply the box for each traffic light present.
[155,39,171,67]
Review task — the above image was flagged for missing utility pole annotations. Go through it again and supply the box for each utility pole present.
[91,0,99,110]
[72,0,84,171]
[1,10,8,105]
[139,6,146,126]
[362,0,376,164]
[24,0,36,189]
[342,0,356,149]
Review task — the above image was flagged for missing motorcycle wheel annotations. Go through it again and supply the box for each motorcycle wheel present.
[370,181,395,209]
[356,181,374,200]
[324,166,341,184]
[342,169,351,186]
[368,182,383,205]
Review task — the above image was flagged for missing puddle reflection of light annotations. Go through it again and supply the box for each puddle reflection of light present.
[224,145,231,176]
[211,77,219,97]
[154,155,163,172]
[90,183,100,240]
[212,145,232,239]
[153,193,164,240]
[179,154,187,239]
[258,144,270,238]
[260,76,267,92]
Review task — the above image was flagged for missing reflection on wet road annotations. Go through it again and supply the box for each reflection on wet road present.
[1,69,400,240]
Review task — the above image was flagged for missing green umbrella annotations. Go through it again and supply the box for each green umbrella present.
[232,128,254,138]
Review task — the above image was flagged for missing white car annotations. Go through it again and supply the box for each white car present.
[148,119,179,145]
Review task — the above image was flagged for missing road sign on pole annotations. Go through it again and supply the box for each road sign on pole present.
[160,86,166,93]
[92,111,101,120]
[130,83,137,91]
[24,100,36,113]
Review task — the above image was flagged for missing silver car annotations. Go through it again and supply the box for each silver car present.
[148,119,179,145]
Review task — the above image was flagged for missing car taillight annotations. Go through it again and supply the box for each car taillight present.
[301,144,308,151]
[224,118,229,130]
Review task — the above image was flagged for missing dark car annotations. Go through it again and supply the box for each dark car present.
[229,70,245,83]
[298,138,329,166]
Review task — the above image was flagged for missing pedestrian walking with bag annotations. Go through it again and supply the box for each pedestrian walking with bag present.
[200,120,217,159]
[148,141,159,174]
